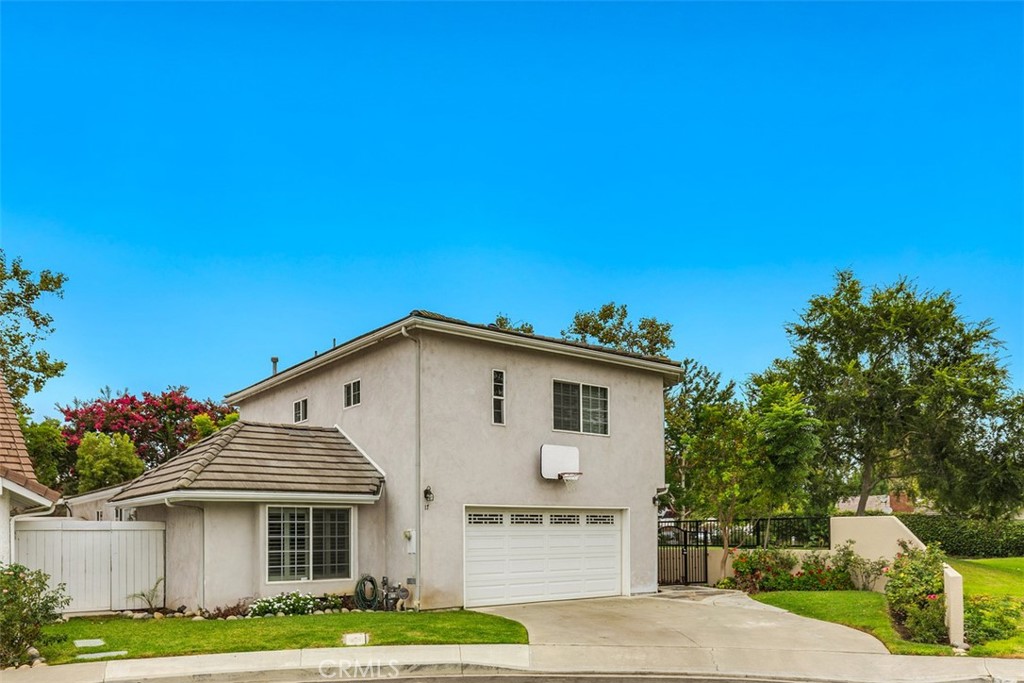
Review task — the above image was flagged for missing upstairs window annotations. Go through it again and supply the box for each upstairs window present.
[553,380,608,435]
[344,380,361,408]
[293,398,308,423]
[492,370,505,425]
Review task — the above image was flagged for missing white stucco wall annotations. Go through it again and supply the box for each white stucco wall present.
[135,504,203,609]
[0,489,10,564]
[417,331,666,608]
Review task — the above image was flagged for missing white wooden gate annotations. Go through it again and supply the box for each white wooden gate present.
[14,520,165,613]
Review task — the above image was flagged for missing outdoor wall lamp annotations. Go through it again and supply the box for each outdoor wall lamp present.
[423,486,434,503]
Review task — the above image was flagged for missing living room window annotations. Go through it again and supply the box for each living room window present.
[553,380,609,435]
[344,380,361,409]
[293,398,308,423]
[492,369,505,425]
[267,506,351,582]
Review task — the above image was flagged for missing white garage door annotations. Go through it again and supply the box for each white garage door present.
[464,507,623,608]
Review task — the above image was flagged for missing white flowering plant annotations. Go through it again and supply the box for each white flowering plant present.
[247,591,318,616]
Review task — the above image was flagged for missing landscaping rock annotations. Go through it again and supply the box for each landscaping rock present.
[31,660,46,668]
[192,616,205,621]
[313,610,324,615]
[26,647,39,659]
[18,664,30,670]
[275,612,286,618]
[341,608,349,613]
[226,615,238,620]
[153,612,165,620]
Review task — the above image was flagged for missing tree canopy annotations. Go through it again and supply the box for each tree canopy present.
[75,432,144,493]
[757,270,1024,517]
[60,386,235,469]
[0,250,68,413]
[492,313,535,335]
[562,302,674,357]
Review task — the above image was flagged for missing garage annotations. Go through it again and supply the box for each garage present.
[463,507,624,608]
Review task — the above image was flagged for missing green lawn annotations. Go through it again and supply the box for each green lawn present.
[755,558,1024,658]
[948,557,1024,598]
[41,611,528,665]
[947,557,1024,658]
[752,591,951,656]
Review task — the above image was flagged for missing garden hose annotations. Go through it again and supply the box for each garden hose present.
[354,574,380,610]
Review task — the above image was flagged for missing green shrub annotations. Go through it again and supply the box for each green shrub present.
[789,552,854,591]
[903,594,948,643]
[964,595,1024,644]
[884,541,948,643]
[731,548,799,593]
[0,563,70,667]
[899,514,1024,558]
[830,540,889,590]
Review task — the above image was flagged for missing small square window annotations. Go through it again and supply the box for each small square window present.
[293,398,308,423]
[344,380,361,408]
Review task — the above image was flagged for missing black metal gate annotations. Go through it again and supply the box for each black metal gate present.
[657,522,708,585]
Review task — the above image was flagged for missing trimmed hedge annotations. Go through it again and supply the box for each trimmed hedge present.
[898,514,1024,557]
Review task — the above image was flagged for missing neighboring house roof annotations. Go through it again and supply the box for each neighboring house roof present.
[0,376,60,504]
[110,421,384,505]
[227,309,683,404]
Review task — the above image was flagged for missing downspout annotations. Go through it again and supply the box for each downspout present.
[165,499,205,610]
[400,325,422,610]
[10,499,61,565]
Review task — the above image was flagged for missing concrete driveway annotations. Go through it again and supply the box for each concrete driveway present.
[477,589,889,655]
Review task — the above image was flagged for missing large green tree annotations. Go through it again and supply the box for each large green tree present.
[0,250,68,413]
[757,270,1023,517]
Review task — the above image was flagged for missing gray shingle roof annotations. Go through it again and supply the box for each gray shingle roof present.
[111,421,383,503]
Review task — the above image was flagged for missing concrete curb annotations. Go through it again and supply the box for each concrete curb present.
[4,644,1022,683]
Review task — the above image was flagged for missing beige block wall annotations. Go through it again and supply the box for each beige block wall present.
[417,332,666,608]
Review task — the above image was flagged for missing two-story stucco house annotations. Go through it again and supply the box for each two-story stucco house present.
[110,311,681,610]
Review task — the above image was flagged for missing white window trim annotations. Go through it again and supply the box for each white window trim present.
[551,378,611,437]
[343,379,362,410]
[293,397,309,424]
[263,504,357,584]
[491,368,506,426]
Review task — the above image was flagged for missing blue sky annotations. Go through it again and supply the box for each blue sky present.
[2,1,1021,419]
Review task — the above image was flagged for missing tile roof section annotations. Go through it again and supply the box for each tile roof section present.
[0,376,36,480]
[111,421,384,503]
[0,376,61,503]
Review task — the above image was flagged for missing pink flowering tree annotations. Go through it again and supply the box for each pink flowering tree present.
[60,386,234,469]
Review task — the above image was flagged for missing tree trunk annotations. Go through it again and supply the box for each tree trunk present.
[720,524,731,577]
[856,460,875,515]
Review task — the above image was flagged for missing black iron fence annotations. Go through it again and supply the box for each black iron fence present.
[657,526,708,585]
[661,517,830,550]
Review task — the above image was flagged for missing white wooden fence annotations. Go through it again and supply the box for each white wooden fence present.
[14,519,165,613]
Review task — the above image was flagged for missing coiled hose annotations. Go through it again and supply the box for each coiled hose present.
[354,574,380,610]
